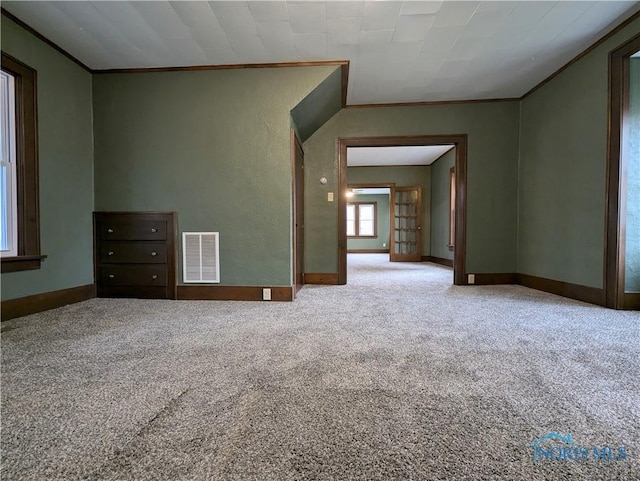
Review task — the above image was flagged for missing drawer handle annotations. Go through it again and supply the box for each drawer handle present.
[108,251,114,256]
[108,274,115,279]
[151,251,157,256]
[151,228,158,233]
[152,275,158,280]
[107,228,114,233]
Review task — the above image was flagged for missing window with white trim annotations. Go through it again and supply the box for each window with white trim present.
[0,69,17,257]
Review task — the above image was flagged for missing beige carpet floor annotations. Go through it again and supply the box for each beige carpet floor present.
[1,254,639,480]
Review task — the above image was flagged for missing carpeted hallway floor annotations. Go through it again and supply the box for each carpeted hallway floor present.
[1,254,639,480]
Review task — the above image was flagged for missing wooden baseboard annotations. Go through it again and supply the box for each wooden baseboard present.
[622,293,640,310]
[473,273,518,285]
[462,272,604,306]
[177,285,293,302]
[422,256,454,267]
[1,284,96,321]
[517,273,605,306]
[304,273,339,285]
[347,249,390,254]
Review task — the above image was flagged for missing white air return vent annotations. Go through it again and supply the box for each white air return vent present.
[183,232,220,283]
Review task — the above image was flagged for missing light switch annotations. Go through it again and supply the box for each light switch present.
[328,192,334,202]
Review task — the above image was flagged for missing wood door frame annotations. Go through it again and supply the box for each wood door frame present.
[605,33,640,309]
[338,135,467,285]
[291,129,304,296]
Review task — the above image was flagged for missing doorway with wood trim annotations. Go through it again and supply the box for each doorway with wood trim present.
[346,183,424,263]
[338,135,468,286]
[292,130,304,297]
[605,35,640,310]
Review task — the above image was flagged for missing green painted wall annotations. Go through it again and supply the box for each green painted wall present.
[518,17,640,289]
[3,13,639,300]
[305,102,520,274]
[347,166,431,255]
[347,194,390,251]
[93,66,337,287]
[430,149,456,261]
[625,57,640,292]
[1,17,94,301]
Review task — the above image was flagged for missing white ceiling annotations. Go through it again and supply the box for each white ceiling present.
[348,145,454,166]
[3,1,639,105]
[351,187,391,195]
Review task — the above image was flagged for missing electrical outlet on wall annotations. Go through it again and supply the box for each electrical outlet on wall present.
[262,288,271,301]
[383,243,387,247]
[468,274,475,284]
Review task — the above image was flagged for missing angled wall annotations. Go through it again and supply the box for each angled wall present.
[291,67,343,143]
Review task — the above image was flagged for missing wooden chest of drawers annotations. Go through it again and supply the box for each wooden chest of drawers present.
[94,212,177,299]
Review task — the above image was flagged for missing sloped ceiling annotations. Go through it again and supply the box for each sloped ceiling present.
[291,66,343,142]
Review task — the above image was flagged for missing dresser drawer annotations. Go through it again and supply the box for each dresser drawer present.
[94,211,177,299]
[98,220,167,241]
[99,265,167,286]
[99,242,167,264]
